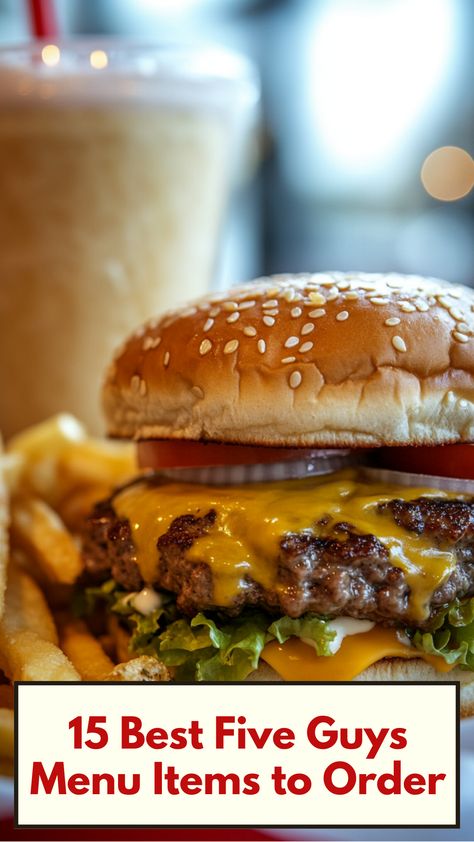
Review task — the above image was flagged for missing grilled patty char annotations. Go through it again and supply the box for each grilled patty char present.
[80,491,474,628]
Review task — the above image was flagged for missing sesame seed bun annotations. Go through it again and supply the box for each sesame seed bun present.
[103,272,474,447]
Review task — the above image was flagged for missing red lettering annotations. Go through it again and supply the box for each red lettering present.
[30,761,66,795]
[122,716,144,749]
[181,773,202,795]
[68,773,89,795]
[428,773,446,794]
[404,773,427,794]
[365,728,389,760]
[324,761,356,795]
[390,728,408,750]
[146,727,168,749]
[307,716,337,750]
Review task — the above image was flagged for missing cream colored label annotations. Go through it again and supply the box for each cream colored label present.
[17,683,457,827]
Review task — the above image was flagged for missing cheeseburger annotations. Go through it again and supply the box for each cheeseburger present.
[78,272,474,713]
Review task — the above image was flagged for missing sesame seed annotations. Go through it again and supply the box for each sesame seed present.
[301,322,315,336]
[199,339,212,356]
[453,331,469,343]
[139,379,147,397]
[243,326,257,337]
[370,297,389,305]
[458,322,469,332]
[227,311,240,323]
[181,306,197,317]
[282,289,296,302]
[291,307,303,318]
[224,339,239,354]
[399,302,416,313]
[385,317,401,326]
[449,307,464,321]
[300,341,313,353]
[359,283,377,291]
[281,356,296,364]
[223,301,238,311]
[143,335,161,350]
[337,280,350,290]
[285,336,299,348]
[326,290,339,302]
[415,300,429,312]
[392,335,407,353]
[265,308,279,316]
[191,385,204,399]
[203,318,214,332]
[238,300,256,310]
[262,299,278,309]
[460,399,468,408]
[163,351,170,367]
[257,339,266,354]
[309,308,325,319]
[437,296,451,310]
[265,286,280,296]
[309,292,326,306]
[131,375,140,392]
[209,307,220,318]
[289,370,302,389]
[336,311,349,321]
[263,315,275,327]
[345,291,359,300]
[319,279,334,287]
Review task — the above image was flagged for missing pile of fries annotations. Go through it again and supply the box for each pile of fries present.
[0,414,163,776]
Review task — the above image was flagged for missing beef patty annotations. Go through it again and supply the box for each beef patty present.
[80,489,474,628]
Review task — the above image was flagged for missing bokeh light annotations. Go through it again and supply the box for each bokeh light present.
[89,50,109,70]
[421,146,474,201]
[41,44,60,67]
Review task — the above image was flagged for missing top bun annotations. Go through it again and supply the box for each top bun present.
[103,272,474,447]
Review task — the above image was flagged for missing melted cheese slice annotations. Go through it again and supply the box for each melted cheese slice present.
[113,469,464,622]
[261,627,453,680]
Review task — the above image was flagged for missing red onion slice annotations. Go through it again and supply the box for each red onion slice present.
[159,449,359,485]
[362,466,474,494]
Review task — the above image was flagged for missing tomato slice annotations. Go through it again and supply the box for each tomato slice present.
[376,444,474,480]
[138,440,324,469]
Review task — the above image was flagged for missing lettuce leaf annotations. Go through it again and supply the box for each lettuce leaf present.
[269,614,336,655]
[155,612,270,681]
[410,597,474,670]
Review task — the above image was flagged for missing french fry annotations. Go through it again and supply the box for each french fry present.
[0,447,9,619]
[0,708,14,758]
[59,618,115,680]
[10,497,82,585]
[7,414,86,504]
[2,631,80,681]
[57,438,136,492]
[0,564,57,644]
[0,565,79,681]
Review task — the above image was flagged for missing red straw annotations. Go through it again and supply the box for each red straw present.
[27,0,59,39]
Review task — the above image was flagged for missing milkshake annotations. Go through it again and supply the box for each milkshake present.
[0,42,258,436]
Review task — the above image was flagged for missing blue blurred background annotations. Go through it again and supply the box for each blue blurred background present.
[2,0,472,289]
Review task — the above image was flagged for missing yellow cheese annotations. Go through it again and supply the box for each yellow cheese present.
[113,469,463,622]
[261,628,454,680]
